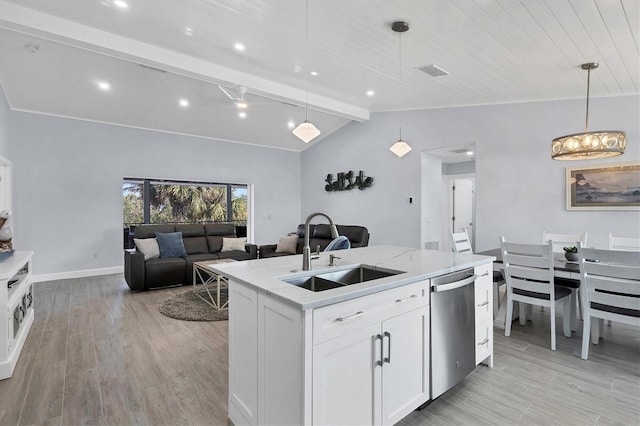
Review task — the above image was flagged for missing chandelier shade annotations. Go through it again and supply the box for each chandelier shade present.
[292,120,321,143]
[551,63,626,160]
[551,130,626,160]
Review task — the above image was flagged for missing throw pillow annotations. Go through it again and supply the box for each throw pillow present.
[155,232,187,258]
[276,235,298,254]
[133,238,160,260]
[324,235,351,251]
[221,237,247,252]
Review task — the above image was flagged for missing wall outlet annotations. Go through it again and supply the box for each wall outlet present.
[92,251,99,260]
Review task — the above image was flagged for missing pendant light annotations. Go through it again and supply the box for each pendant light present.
[551,63,626,160]
[292,0,321,143]
[389,21,412,157]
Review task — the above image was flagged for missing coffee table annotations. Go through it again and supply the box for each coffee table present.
[193,259,236,311]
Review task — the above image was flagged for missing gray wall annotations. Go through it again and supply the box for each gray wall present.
[6,108,301,276]
[301,95,640,251]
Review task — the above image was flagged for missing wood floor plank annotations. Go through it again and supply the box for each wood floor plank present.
[60,367,104,426]
[1,274,638,426]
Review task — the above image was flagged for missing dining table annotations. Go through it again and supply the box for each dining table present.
[476,248,581,329]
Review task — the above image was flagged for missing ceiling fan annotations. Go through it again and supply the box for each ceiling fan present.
[218,85,250,110]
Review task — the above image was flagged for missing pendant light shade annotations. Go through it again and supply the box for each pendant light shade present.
[390,139,412,157]
[390,126,412,157]
[551,63,626,160]
[292,120,321,143]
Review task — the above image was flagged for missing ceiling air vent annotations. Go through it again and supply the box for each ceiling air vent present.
[417,64,450,77]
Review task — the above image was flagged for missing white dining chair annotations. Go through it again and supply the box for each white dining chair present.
[500,237,572,351]
[577,244,640,360]
[450,229,472,253]
[451,230,504,318]
[609,233,640,252]
[542,230,588,331]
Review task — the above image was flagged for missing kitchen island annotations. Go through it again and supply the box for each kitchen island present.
[209,245,495,426]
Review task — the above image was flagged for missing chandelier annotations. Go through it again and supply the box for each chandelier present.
[551,63,626,160]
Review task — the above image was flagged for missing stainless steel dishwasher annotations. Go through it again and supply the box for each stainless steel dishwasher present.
[430,267,476,399]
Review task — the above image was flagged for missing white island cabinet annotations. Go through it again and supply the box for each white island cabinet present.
[214,245,494,426]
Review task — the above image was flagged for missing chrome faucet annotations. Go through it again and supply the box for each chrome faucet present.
[302,211,339,271]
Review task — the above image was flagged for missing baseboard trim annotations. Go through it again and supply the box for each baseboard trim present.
[33,266,124,283]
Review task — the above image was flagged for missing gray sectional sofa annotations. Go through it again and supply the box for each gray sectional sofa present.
[124,223,257,290]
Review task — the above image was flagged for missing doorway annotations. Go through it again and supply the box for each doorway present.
[421,144,476,252]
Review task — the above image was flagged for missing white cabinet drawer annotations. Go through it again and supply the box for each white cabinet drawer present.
[475,319,492,365]
[313,280,429,345]
[474,263,493,325]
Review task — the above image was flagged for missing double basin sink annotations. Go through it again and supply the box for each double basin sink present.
[281,264,405,292]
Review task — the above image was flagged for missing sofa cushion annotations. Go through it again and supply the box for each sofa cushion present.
[133,238,160,260]
[205,223,237,253]
[145,257,186,288]
[134,224,175,239]
[222,237,247,252]
[175,223,205,237]
[217,250,252,261]
[183,236,209,254]
[156,232,187,258]
[276,235,298,254]
[185,253,221,283]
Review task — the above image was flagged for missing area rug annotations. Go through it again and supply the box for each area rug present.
[159,289,228,322]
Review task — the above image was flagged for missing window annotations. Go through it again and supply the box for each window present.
[123,178,250,246]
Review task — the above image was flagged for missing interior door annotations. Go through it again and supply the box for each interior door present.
[452,178,474,245]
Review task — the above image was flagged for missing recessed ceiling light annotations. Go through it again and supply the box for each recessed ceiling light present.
[238,111,247,119]
[287,120,295,129]
[113,0,128,9]
[179,99,189,108]
[310,71,318,76]
[466,150,474,156]
[235,101,248,110]
[184,27,194,37]
[366,90,375,97]
[96,81,111,91]
[234,42,245,51]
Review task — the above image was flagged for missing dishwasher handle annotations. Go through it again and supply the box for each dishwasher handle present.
[431,274,475,293]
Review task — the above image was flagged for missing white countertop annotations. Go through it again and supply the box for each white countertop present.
[208,245,495,310]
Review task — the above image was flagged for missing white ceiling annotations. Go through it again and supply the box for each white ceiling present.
[0,0,637,151]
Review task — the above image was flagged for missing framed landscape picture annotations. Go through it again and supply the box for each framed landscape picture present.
[566,162,640,210]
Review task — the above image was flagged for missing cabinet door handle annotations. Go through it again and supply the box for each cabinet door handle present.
[477,300,489,307]
[395,294,418,303]
[375,334,384,366]
[336,311,364,322]
[383,331,391,364]
[479,271,489,277]
[477,338,489,346]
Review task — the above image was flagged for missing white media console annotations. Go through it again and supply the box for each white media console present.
[0,251,34,380]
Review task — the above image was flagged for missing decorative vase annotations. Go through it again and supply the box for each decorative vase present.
[565,252,578,261]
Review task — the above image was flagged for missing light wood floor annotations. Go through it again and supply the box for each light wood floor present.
[0,274,638,426]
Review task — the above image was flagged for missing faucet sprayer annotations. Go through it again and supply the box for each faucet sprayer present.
[302,211,338,271]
